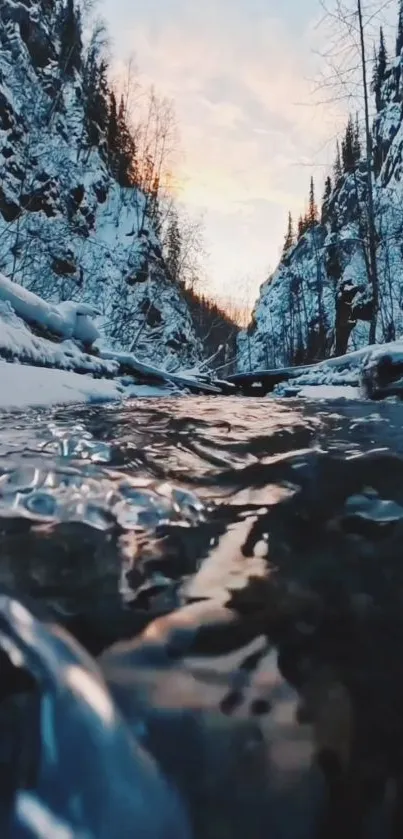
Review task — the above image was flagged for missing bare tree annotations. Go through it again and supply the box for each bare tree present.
[316,0,394,343]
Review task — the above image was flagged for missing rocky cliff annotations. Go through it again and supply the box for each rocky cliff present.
[0,0,201,369]
[238,43,403,371]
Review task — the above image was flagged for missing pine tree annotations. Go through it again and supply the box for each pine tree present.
[83,52,109,149]
[353,113,361,163]
[321,176,332,223]
[115,97,137,187]
[342,115,357,173]
[307,176,318,227]
[397,0,403,56]
[372,27,387,111]
[297,215,304,240]
[166,211,182,283]
[148,172,161,234]
[283,211,294,253]
[107,91,118,173]
[58,0,82,77]
[334,141,342,183]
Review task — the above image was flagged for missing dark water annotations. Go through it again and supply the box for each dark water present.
[3,393,403,837]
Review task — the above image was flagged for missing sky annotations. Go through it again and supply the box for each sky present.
[100,0,346,304]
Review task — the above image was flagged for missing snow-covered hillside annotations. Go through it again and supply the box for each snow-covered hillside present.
[238,35,403,372]
[0,0,201,370]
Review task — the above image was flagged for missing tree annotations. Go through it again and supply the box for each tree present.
[372,27,387,112]
[342,115,356,173]
[115,96,137,186]
[58,0,82,77]
[298,215,307,239]
[353,113,361,163]
[321,175,332,223]
[307,176,318,227]
[283,211,295,253]
[107,91,118,167]
[165,209,182,282]
[83,53,109,149]
[357,0,379,342]
[334,140,342,183]
[397,0,403,56]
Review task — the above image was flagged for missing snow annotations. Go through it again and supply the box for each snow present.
[100,349,222,393]
[297,385,361,400]
[237,46,403,372]
[0,9,202,372]
[0,361,172,408]
[0,274,100,345]
[0,299,117,376]
[0,361,122,408]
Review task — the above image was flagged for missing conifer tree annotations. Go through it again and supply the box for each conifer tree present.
[107,92,118,173]
[166,211,182,282]
[334,141,342,183]
[307,176,318,227]
[297,215,304,240]
[83,53,109,149]
[397,0,403,56]
[321,176,332,223]
[115,97,137,187]
[353,113,361,163]
[342,115,359,173]
[372,27,387,111]
[58,0,82,76]
[283,211,294,253]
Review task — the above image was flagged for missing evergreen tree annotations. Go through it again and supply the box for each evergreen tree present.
[342,115,359,173]
[58,0,82,77]
[334,141,342,182]
[298,214,309,239]
[115,97,137,187]
[321,175,332,223]
[397,0,403,56]
[307,176,318,227]
[283,211,294,253]
[353,113,361,163]
[166,211,182,282]
[372,27,387,111]
[83,52,109,149]
[148,173,161,235]
[107,91,118,173]
[323,175,332,203]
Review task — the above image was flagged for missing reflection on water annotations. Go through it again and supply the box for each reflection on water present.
[1,394,403,836]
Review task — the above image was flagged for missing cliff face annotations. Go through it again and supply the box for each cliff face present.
[0,0,201,370]
[238,51,403,372]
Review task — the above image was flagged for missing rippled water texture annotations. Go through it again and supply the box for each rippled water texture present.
[0,394,402,608]
[3,394,403,837]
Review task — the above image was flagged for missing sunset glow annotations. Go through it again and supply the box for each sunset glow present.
[101,0,344,302]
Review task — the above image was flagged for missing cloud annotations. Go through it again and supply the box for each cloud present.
[101,0,345,298]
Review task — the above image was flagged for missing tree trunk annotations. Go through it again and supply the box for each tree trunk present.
[357,0,379,344]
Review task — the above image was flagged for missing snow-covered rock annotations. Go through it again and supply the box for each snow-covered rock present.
[0,0,201,369]
[238,40,403,372]
[0,273,100,345]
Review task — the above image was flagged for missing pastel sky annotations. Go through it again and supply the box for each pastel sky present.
[100,0,345,303]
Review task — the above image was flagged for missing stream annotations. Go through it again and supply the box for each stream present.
[3,393,403,838]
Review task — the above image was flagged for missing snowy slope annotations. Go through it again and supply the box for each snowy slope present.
[238,47,403,372]
[0,0,201,370]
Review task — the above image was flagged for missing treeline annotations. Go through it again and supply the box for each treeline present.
[183,288,240,374]
[282,109,363,254]
[263,1,403,370]
[18,0,240,363]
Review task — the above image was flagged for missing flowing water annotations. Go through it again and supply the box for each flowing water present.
[3,393,403,838]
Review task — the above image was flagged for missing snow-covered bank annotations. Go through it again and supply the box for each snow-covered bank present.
[0,362,122,408]
[231,339,403,401]
[0,362,170,408]
[297,385,361,400]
